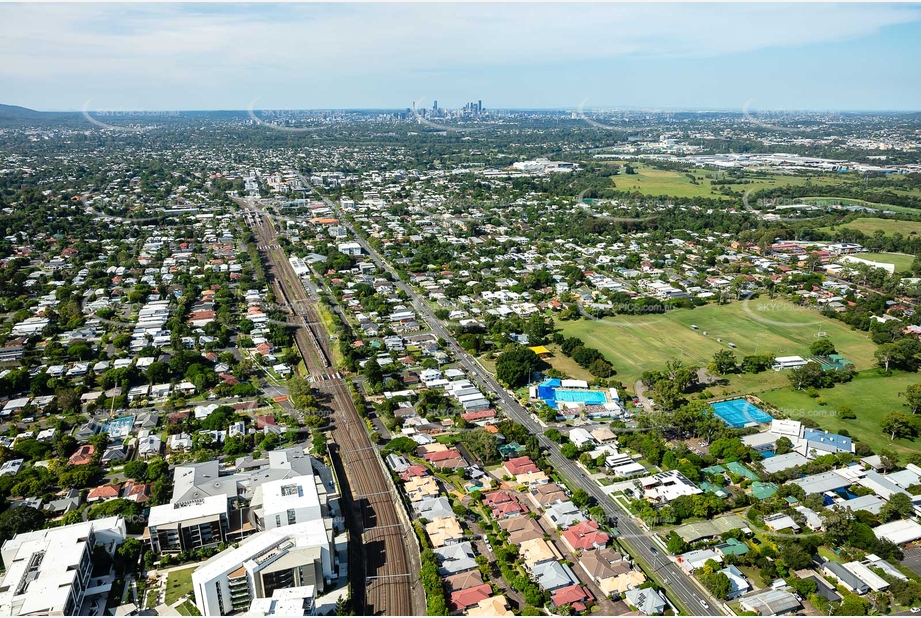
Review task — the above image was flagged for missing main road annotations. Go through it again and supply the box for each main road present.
[300,173,723,616]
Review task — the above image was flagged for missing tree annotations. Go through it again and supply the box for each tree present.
[787,362,828,390]
[385,436,418,454]
[571,489,591,508]
[779,542,812,569]
[900,383,921,415]
[875,343,899,372]
[775,436,794,455]
[560,442,579,459]
[824,506,855,545]
[667,531,688,554]
[123,460,149,481]
[880,492,914,522]
[810,339,836,356]
[709,350,737,375]
[363,358,384,386]
[588,358,615,378]
[116,538,143,568]
[699,570,732,599]
[495,346,541,387]
[836,405,856,420]
[741,354,774,374]
[145,361,171,384]
[0,506,45,543]
[459,429,500,464]
[881,411,916,441]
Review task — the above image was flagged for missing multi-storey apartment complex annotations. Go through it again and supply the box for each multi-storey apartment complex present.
[0,517,126,616]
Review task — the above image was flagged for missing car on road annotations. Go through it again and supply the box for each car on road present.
[650,546,658,555]
[700,599,709,609]
[911,608,920,614]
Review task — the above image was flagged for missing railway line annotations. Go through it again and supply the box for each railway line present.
[239,201,419,616]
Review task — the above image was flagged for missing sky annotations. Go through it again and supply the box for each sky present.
[2,2,921,112]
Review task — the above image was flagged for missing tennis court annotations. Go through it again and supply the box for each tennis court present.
[711,399,773,428]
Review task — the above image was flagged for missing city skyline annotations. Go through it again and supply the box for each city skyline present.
[2,3,921,112]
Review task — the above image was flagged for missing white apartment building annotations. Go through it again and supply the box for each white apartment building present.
[192,520,334,616]
[0,517,126,616]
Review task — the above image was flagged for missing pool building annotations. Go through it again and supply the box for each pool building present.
[532,378,620,413]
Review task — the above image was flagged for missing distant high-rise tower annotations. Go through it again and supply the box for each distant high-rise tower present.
[478,100,482,113]
[433,100,438,112]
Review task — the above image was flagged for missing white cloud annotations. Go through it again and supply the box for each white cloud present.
[0,3,918,108]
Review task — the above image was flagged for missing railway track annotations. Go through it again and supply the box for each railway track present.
[240,202,418,616]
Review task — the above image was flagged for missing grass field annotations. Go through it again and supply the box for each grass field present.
[856,252,916,273]
[558,300,878,385]
[165,566,197,606]
[758,370,921,457]
[820,217,921,238]
[542,343,594,382]
[801,196,921,214]
[596,162,885,201]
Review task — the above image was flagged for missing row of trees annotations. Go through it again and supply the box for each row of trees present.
[555,335,615,378]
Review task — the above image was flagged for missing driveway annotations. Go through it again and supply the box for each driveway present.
[901,545,921,578]
[533,514,620,615]
[467,516,527,610]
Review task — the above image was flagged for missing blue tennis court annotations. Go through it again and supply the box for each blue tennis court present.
[711,399,773,428]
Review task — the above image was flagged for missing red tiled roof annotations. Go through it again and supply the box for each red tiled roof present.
[492,502,525,517]
[462,409,496,422]
[552,584,593,607]
[399,465,428,481]
[69,444,95,466]
[561,520,610,551]
[448,584,493,611]
[87,484,121,499]
[424,448,462,462]
[505,456,539,476]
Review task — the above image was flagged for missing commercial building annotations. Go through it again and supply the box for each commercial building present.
[0,517,126,616]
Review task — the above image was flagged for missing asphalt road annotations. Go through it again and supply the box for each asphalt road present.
[300,175,722,616]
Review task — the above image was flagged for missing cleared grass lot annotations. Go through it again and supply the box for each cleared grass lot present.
[558,300,878,385]
[596,162,880,201]
[758,370,921,457]
[854,251,916,273]
[820,217,921,238]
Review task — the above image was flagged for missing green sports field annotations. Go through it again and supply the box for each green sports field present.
[558,300,878,385]
[855,252,916,273]
[820,217,921,238]
[758,370,921,457]
[802,196,921,214]
[593,162,921,203]
[597,162,851,200]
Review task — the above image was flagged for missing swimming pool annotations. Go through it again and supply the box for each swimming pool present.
[711,399,773,428]
[554,389,607,405]
[102,415,135,439]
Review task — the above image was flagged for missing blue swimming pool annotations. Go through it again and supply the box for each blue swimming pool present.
[554,389,607,405]
[711,399,773,428]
